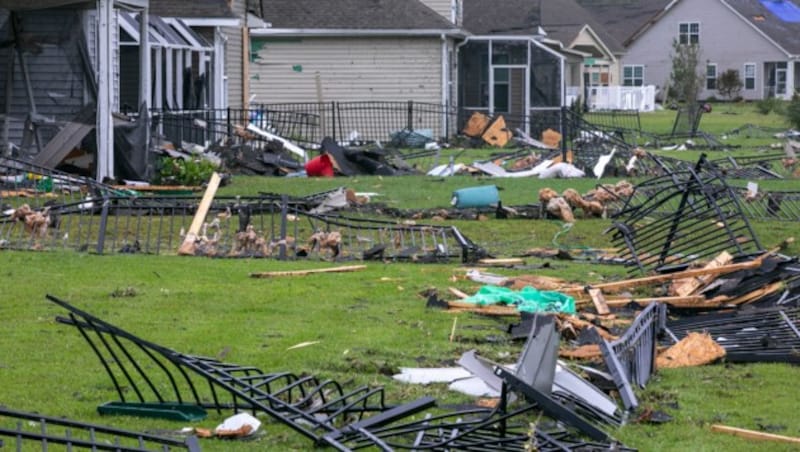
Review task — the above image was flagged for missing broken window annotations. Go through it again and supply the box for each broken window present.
[678,22,699,45]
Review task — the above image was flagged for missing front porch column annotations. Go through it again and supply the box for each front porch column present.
[96,0,114,182]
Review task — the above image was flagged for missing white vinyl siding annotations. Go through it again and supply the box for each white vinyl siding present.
[249,37,442,104]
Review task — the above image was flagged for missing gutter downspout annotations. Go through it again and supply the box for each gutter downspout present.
[441,33,448,140]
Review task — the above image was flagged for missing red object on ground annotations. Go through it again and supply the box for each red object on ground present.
[305,153,334,177]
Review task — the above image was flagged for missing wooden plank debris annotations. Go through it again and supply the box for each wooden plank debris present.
[711,424,800,445]
[671,251,733,297]
[477,258,525,267]
[177,172,222,255]
[250,265,366,278]
[588,288,610,315]
[445,301,519,316]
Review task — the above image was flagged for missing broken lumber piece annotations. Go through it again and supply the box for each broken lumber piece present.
[599,295,711,309]
[671,251,733,297]
[477,258,525,267]
[448,287,470,299]
[445,301,519,316]
[711,424,800,445]
[249,265,366,278]
[177,172,222,256]
[587,288,610,315]
[565,254,773,300]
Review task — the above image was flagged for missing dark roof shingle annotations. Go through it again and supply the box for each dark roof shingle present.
[259,0,457,30]
[576,0,672,47]
[463,0,623,53]
[148,0,236,19]
[725,0,800,55]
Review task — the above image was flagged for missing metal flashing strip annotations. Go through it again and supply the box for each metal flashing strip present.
[0,406,199,451]
[598,302,666,411]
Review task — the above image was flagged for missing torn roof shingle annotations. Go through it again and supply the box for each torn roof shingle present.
[148,0,236,19]
[725,0,800,55]
[462,0,624,54]
[258,0,458,30]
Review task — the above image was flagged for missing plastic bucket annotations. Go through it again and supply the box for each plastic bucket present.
[305,154,334,177]
[451,185,499,208]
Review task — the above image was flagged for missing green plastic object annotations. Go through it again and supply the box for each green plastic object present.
[97,402,207,421]
[462,285,575,314]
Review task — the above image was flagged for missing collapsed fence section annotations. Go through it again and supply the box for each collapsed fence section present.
[49,294,634,451]
[606,155,763,273]
[0,186,487,262]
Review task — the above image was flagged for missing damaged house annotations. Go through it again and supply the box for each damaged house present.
[0,0,237,181]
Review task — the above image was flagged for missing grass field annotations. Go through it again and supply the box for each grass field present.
[1,101,799,451]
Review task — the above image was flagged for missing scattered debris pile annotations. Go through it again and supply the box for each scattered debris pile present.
[50,294,636,451]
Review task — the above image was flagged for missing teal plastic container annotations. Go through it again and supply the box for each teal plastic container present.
[451,185,499,208]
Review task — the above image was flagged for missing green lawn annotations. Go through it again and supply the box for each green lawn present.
[1,101,799,451]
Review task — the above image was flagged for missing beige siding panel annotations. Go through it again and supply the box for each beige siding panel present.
[221,26,244,108]
[219,0,249,108]
[418,0,452,22]
[250,37,443,104]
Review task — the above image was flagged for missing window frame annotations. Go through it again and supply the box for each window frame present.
[622,64,644,87]
[679,22,700,45]
[743,63,756,90]
[706,63,718,90]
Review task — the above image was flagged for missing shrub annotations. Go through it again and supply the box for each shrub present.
[755,96,781,115]
[784,93,800,129]
[154,155,217,186]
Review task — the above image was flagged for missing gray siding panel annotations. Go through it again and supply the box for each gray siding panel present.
[0,9,90,149]
[249,37,443,104]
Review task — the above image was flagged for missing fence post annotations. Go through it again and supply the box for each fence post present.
[96,196,110,255]
[226,107,232,138]
[279,194,288,260]
[330,101,337,142]
[560,107,568,162]
[407,100,413,131]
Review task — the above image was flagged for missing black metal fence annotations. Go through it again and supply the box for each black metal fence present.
[151,101,461,148]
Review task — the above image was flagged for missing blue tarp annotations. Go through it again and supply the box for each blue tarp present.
[760,0,800,22]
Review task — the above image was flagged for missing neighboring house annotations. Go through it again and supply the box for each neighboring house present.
[583,0,800,101]
[250,0,462,106]
[460,0,624,119]
[0,0,151,181]
[149,0,249,109]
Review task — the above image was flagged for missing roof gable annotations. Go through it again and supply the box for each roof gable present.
[724,0,800,55]
[462,0,623,53]
[259,0,457,30]
[576,0,673,47]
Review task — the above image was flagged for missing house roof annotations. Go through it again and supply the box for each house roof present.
[462,0,624,54]
[148,0,236,19]
[724,0,800,56]
[575,0,673,47]
[258,0,457,31]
